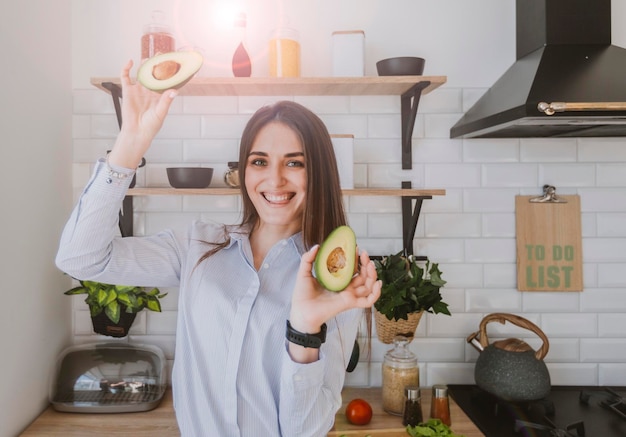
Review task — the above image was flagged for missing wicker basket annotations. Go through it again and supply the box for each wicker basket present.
[374,309,424,344]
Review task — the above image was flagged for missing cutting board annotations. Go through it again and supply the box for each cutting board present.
[516,195,583,291]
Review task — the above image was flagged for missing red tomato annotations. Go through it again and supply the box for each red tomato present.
[345,398,373,425]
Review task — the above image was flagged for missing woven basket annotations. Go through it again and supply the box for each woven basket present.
[374,309,424,344]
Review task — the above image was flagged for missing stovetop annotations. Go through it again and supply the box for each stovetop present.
[448,384,626,437]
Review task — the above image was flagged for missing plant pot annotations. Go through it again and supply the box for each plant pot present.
[91,309,137,338]
[374,308,424,344]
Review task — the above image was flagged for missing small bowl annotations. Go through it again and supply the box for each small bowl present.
[166,167,213,188]
[376,57,425,76]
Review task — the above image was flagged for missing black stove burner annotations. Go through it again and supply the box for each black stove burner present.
[515,417,585,437]
[448,385,626,437]
[580,387,626,421]
[469,386,556,420]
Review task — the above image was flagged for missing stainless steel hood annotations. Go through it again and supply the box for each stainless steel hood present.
[450,0,626,139]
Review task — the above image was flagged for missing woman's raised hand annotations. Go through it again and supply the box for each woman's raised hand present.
[108,60,178,169]
[289,246,382,336]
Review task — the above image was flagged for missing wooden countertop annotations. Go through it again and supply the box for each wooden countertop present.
[21,387,483,437]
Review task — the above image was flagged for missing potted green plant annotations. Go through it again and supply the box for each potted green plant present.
[64,280,167,338]
[373,252,450,343]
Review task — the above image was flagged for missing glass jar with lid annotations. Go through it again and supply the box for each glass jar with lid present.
[141,10,175,61]
[382,335,419,415]
[224,161,240,188]
[268,26,300,77]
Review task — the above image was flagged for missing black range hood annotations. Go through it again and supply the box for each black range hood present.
[450,0,626,139]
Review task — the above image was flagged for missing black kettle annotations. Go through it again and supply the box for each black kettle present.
[467,313,551,401]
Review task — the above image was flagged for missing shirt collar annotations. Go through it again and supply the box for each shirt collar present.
[228,228,305,255]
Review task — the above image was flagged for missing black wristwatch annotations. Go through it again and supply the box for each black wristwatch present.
[286,320,327,348]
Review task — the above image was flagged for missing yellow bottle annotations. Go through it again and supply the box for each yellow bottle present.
[269,27,300,77]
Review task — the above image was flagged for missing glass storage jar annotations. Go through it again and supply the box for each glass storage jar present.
[382,335,419,415]
[224,161,240,188]
[268,26,300,77]
[141,10,175,61]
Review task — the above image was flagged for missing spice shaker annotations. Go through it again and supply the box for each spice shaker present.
[224,162,240,188]
[141,10,175,61]
[382,336,419,415]
[402,385,423,426]
[430,384,451,426]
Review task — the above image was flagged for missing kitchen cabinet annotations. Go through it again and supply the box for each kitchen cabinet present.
[91,76,447,256]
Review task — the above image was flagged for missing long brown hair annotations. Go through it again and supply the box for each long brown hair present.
[197,101,346,263]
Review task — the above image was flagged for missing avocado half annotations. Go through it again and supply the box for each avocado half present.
[314,225,358,292]
[137,50,203,92]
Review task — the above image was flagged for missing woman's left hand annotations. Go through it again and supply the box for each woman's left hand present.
[288,246,381,336]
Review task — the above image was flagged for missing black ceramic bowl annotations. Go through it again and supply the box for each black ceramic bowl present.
[376,57,425,76]
[166,167,214,188]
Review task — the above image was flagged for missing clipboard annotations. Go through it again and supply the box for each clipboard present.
[516,185,583,291]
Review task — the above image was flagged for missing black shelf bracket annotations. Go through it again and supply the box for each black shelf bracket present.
[400,80,431,258]
[401,81,430,170]
[103,82,134,238]
[401,181,431,260]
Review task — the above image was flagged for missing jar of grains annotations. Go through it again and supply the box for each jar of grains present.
[382,336,419,415]
[141,10,175,61]
[268,26,300,77]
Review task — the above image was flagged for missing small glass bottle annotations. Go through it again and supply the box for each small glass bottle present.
[141,10,175,61]
[382,336,419,415]
[232,12,251,77]
[430,384,451,426]
[224,161,240,188]
[402,385,423,426]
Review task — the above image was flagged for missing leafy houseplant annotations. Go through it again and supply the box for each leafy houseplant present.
[373,252,450,343]
[65,280,167,337]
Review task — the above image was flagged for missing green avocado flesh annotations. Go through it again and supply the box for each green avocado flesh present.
[314,225,357,292]
[137,50,204,92]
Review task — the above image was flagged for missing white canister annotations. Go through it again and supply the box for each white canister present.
[331,134,354,189]
[332,30,365,77]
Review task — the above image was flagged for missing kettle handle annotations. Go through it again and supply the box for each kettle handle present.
[471,313,549,360]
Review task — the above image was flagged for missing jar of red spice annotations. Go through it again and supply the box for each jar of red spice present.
[430,384,451,426]
[141,10,175,61]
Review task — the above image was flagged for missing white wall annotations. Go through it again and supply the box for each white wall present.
[0,1,73,436]
[68,0,626,394]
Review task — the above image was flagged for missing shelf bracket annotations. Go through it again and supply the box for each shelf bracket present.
[401,81,430,170]
[102,81,134,237]
[401,181,431,260]
[399,81,431,258]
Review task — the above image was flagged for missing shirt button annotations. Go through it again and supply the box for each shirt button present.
[263,263,270,269]
[282,240,287,246]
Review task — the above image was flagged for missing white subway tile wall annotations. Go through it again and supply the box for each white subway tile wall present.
[71,88,626,388]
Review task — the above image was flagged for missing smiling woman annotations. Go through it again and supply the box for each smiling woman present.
[56,73,381,436]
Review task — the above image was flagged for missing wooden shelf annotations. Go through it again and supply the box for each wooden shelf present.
[127,187,446,197]
[90,76,446,97]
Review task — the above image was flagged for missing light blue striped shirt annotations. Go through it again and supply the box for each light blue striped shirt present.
[56,160,361,436]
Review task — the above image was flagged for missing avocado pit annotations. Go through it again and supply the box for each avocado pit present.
[327,247,347,275]
[152,60,181,80]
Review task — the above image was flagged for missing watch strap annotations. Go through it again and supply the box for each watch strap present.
[286,320,327,348]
